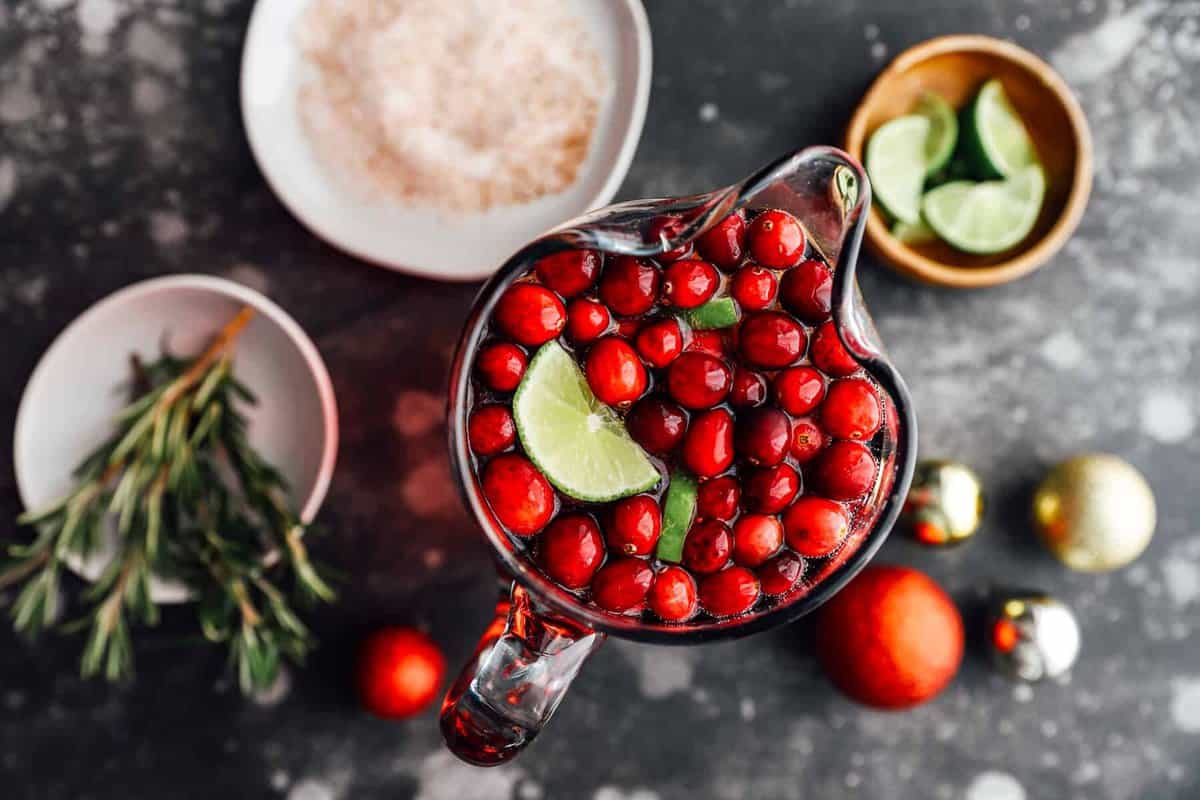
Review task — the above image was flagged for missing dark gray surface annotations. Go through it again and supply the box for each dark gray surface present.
[2,1,1199,798]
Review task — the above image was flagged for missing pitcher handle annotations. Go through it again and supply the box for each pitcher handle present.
[439,581,605,766]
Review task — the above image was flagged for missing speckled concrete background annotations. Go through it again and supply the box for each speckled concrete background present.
[1,1,1198,798]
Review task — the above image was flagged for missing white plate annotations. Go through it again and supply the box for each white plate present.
[13,275,339,603]
[240,0,652,281]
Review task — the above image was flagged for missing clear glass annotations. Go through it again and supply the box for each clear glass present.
[441,146,918,765]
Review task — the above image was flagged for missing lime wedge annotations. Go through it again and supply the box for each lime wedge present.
[964,79,1038,179]
[687,297,740,330]
[655,470,697,563]
[914,92,958,177]
[891,216,937,245]
[921,166,1045,255]
[866,115,931,224]
[512,341,660,502]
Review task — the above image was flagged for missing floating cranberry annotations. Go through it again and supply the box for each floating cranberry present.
[682,520,732,574]
[566,298,611,344]
[667,352,732,409]
[735,407,791,466]
[699,566,761,617]
[649,566,698,622]
[790,418,826,463]
[738,311,806,368]
[481,454,554,536]
[608,495,662,556]
[494,284,566,346]
[538,513,605,589]
[696,210,747,269]
[730,265,777,311]
[810,321,859,377]
[696,476,740,521]
[686,329,727,358]
[476,342,527,392]
[534,249,601,298]
[468,405,516,456]
[729,367,768,408]
[780,259,833,323]
[647,215,693,262]
[783,496,849,557]
[742,463,800,513]
[663,259,720,309]
[758,551,805,596]
[599,256,660,316]
[815,440,878,500]
[635,318,684,368]
[591,558,654,613]
[774,366,825,416]
[585,337,647,406]
[821,378,882,441]
[748,209,806,269]
[625,397,688,454]
[681,409,735,478]
[732,514,784,567]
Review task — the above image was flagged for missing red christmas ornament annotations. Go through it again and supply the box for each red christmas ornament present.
[816,565,962,709]
[357,627,446,719]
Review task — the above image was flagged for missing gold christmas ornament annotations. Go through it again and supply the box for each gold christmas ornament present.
[902,459,984,546]
[1033,454,1155,572]
[988,591,1081,681]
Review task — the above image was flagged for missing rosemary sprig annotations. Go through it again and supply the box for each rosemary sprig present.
[1,307,335,692]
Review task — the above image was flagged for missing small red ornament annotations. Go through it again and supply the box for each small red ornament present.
[357,627,446,720]
[816,565,963,709]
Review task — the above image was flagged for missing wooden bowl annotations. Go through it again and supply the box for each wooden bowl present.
[845,35,1092,288]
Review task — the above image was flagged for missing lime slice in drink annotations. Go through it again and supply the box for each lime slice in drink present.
[891,216,937,245]
[921,166,1046,255]
[687,296,740,330]
[655,469,697,563]
[512,341,660,502]
[866,115,931,224]
[914,92,958,177]
[964,79,1038,179]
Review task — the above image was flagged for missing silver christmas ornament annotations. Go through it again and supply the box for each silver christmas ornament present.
[987,591,1081,682]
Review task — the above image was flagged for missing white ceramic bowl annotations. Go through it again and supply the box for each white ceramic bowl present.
[13,274,339,603]
[240,0,652,281]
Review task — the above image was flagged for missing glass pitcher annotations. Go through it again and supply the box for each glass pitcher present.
[441,146,917,765]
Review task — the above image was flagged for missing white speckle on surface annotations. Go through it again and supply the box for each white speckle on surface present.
[78,0,122,55]
[16,275,48,306]
[392,390,443,437]
[127,19,185,73]
[415,750,524,800]
[1015,14,1031,31]
[863,23,879,40]
[0,74,41,124]
[594,790,659,800]
[1170,677,1200,733]
[756,71,790,93]
[870,42,887,60]
[698,102,719,123]
[132,76,168,114]
[1013,684,1034,703]
[0,158,17,213]
[1163,559,1200,607]
[226,263,270,294]
[613,640,696,699]
[1051,4,1152,84]
[739,697,756,721]
[1041,719,1058,737]
[271,770,290,792]
[287,779,337,800]
[148,210,188,245]
[516,782,543,800]
[1072,762,1101,785]
[1039,329,1086,370]
[251,665,291,707]
[3,690,25,710]
[844,772,861,788]
[1140,387,1195,443]
[37,0,75,11]
[965,771,1026,800]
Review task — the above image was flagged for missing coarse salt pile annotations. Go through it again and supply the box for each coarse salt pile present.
[297,0,609,212]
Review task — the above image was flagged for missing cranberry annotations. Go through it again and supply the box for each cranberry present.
[729,367,768,408]
[615,317,644,339]
[667,352,732,410]
[649,566,698,622]
[625,397,688,454]
[699,566,761,617]
[821,378,882,441]
[608,495,662,556]
[758,551,805,596]
[681,408,735,478]
[663,259,719,309]
[810,321,859,377]
[686,330,727,358]
[696,210,747,269]
[476,342,527,392]
[783,496,849,557]
[494,284,566,346]
[730,265,777,311]
[538,513,605,588]
[779,259,833,323]
[815,440,878,500]
[647,215,693,262]
[682,520,732,574]
[599,256,660,316]
[696,476,740,521]
[732,514,784,567]
[566,298,611,344]
[738,311,806,368]
[635,318,684,368]
[734,407,791,466]
[534,249,601,298]
[748,209,806,269]
[468,405,516,456]
[481,454,554,536]
[585,337,647,406]
[742,463,800,513]
[591,558,654,613]
[790,418,826,463]
[774,366,825,416]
